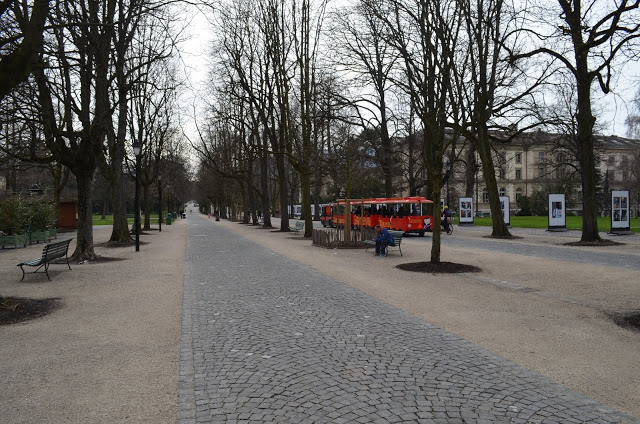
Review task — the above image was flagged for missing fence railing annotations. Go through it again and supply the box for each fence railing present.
[312,227,375,248]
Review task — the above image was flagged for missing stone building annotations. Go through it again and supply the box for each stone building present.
[399,131,640,217]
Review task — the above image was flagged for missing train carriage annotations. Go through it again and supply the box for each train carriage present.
[330,196,434,235]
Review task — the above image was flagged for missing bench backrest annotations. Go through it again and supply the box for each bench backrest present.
[388,231,403,245]
[43,239,72,261]
[296,221,304,229]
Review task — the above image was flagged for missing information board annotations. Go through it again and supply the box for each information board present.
[611,190,630,233]
[548,193,566,231]
[459,197,474,225]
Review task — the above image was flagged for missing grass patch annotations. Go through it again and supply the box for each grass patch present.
[92,214,162,226]
[458,216,640,233]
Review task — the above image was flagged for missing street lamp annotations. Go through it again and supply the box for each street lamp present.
[133,140,141,252]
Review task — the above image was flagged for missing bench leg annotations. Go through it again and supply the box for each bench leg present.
[44,262,51,281]
[19,265,25,282]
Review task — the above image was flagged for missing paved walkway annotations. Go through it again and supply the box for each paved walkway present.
[179,214,638,423]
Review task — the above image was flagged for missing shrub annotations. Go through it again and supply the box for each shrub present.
[0,197,29,234]
[0,197,55,234]
[28,199,55,230]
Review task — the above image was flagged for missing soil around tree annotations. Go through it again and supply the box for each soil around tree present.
[484,234,523,240]
[565,239,623,247]
[0,296,62,326]
[612,311,640,332]
[98,240,149,249]
[397,261,482,273]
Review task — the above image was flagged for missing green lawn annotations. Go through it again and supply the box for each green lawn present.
[463,215,640,233]
[92,214,162,226]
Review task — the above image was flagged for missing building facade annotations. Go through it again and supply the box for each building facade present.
[399,131,640,217]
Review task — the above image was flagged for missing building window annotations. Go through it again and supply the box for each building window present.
[499,167,506,179]
[499,187,506,197]
[515,169,522,180]
[516,188,522,201]
[482,188,489,203]
[538,167,545,178]
[538,152,544,163]
[515,152,522,164]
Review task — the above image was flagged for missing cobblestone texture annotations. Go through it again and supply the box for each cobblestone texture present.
[179,217,638,423]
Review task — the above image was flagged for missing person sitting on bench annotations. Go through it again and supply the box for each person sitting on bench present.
[374,225,394,257]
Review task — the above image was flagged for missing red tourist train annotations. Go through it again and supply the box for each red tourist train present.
[320,196,434,235]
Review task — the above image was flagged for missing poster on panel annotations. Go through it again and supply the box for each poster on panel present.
[459,197,474,225]
[499,196,510,226]
[548,193,566,231]
[611,190,631,233]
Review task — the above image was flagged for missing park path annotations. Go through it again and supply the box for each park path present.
[178,213,637,423]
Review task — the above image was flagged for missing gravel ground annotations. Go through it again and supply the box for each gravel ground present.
[0,223,185,424]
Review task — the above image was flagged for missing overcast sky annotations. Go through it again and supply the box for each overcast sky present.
[178,5,639,141]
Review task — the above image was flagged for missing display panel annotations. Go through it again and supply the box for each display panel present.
[548,194,566,230]
[459,197,474,225]
[611,190,630,232]
[500,196,510,226]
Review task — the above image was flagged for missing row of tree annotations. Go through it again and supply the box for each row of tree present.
[1,0,191,259]
[192,0,639,262]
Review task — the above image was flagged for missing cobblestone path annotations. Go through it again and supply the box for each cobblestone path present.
[179,215,637,423]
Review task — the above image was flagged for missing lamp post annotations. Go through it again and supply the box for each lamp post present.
[158,173,162,232]
[133,140,141,252]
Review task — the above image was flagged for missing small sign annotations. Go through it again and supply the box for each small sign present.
[548,194,566,231]
[459,197,474,225]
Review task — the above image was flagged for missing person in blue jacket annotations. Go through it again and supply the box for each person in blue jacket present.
[374,225,395,257]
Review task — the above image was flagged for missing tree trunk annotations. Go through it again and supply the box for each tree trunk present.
[73,171,97,260]
[465,144,476,197]
[278,157,289,228]
[476,136,510,237]
[260,130,273,228]
[110,164,131,241]
[575,55,601,242]
[301,168,313,237]
[143,184,151,230]
[431,185,443,263]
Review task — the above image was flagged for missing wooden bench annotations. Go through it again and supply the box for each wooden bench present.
[17,239,72,281]
[364,230,404,256]
[289,220,304,234]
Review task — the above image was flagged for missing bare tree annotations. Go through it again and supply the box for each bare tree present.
[363,0,463,263]
[451,0,556,237]
[0,0,49,101]
[35,0,117,260]
[329,0,399,197]
[511,0,640,242]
